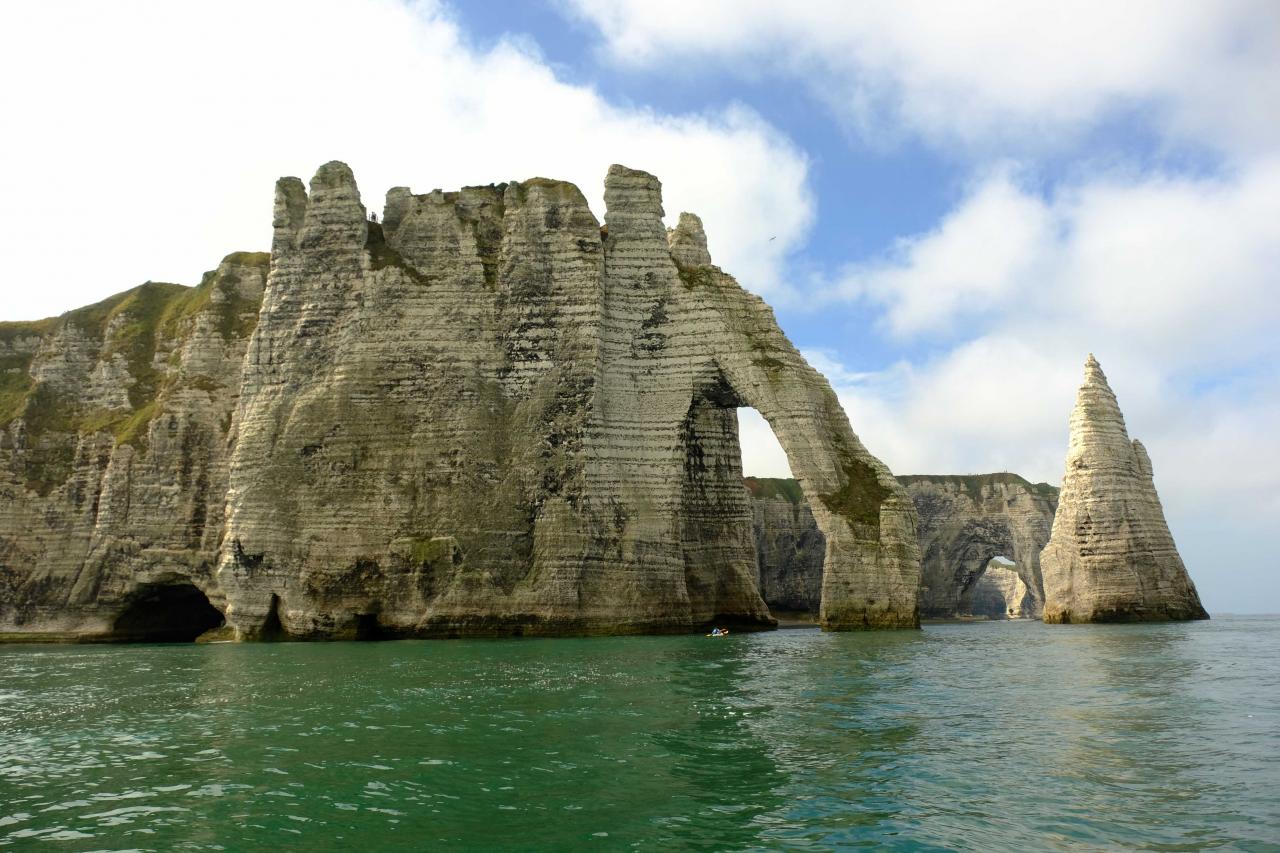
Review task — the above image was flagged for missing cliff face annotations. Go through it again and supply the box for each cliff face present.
[1040,356,1208,623]
[217,163,918,638]
[746,477,824,614]
[0,255,267,638]
[902,474,1057,619]
[1,162,920,640]
[746,473,1057,619]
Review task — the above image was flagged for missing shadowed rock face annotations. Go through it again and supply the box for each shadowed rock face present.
[1040,356,1208,623]
[968,560,1030,619]
[1,162,920,640]
[746,477,824,614]
[746,473,1057,619]
[902,474,1057,619]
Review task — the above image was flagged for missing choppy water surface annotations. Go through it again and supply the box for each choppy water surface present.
[1,617,1277,851]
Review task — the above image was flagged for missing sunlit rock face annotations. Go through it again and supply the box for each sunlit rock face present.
[746,473,1057,620]
[218,163,918,638]
[0,254,267,639]
[1,163,920,640]
[1040,356,1208,624]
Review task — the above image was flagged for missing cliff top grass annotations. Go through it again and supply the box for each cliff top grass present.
[1,256,267,470]
[897,472,1059,501]
[743,476,804,504]
[0,320,54,424]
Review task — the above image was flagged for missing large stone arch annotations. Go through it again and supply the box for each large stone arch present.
[207,161,918,638]
[654,205,920,630]
[900,475,1056,619]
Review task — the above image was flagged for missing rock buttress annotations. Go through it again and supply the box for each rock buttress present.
[1040,356,1208,623]
[0,254,267,638]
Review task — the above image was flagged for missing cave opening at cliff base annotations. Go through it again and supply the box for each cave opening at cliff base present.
[110,580,225,642]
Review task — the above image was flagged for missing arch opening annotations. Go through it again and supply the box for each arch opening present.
[959,556,1031,620]
[738,407,825,627]
[111,581,225,642]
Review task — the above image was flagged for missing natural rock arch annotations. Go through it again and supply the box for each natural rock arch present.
[743,472,1058,621]
[959,556,1032,619]
[1,162,917,640]
[198,162,920,636]
[900,475,1056,619]
[581,170,920,631]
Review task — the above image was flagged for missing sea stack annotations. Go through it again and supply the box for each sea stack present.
[1040,355,1208,623]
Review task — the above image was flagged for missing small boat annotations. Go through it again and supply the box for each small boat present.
[705,629,731,637]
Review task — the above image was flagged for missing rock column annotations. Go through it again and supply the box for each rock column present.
[1040,356,1208,623]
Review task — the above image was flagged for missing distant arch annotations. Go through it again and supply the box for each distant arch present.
[959,555,1033,619]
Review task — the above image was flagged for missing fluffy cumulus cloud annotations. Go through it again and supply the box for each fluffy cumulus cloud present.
[564,0,1280,155]
[0,0,811,319]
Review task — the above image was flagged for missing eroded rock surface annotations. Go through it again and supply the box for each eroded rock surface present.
[903,474,1057,619]
[1040,356,1208,623]
[746,477,824,615]
[1,163,920,640]
[967,560,1030,619]
[746,473,1057,619]
[0,254,267,639]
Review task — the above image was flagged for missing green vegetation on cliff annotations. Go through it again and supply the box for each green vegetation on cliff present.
[743,476,804,504]
[897,472,1058,502]
[1,255,267,493]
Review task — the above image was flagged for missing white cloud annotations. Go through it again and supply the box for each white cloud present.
[832,159,1280,371]
[0,0,811,320]
[563,0,1280,156]
[835,171,1056,336]
[803,162,1280,612]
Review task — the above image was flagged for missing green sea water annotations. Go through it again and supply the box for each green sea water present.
[1,617,1278,851]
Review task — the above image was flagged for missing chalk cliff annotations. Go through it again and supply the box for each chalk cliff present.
[902,474,1056,619]
[1040,356,1208,623]
[0,255,266,639]
[0,162,920,640]
[746,477,824,616]
[746,473,1057,619]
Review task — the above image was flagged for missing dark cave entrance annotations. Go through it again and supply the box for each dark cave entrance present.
[111,581,225,642]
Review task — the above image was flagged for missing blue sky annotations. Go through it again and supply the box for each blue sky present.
[1,1,1277,612]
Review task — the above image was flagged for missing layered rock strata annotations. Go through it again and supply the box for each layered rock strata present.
[0,255,267,639]
[0,162,921,640]
[746,477,824,615]
[967,559,1030,619]
[903,474,1057,619]
[1040,356,1208,623]
[746,473,1057,619]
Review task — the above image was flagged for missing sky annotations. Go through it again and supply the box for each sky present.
[1,1,1277,612]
